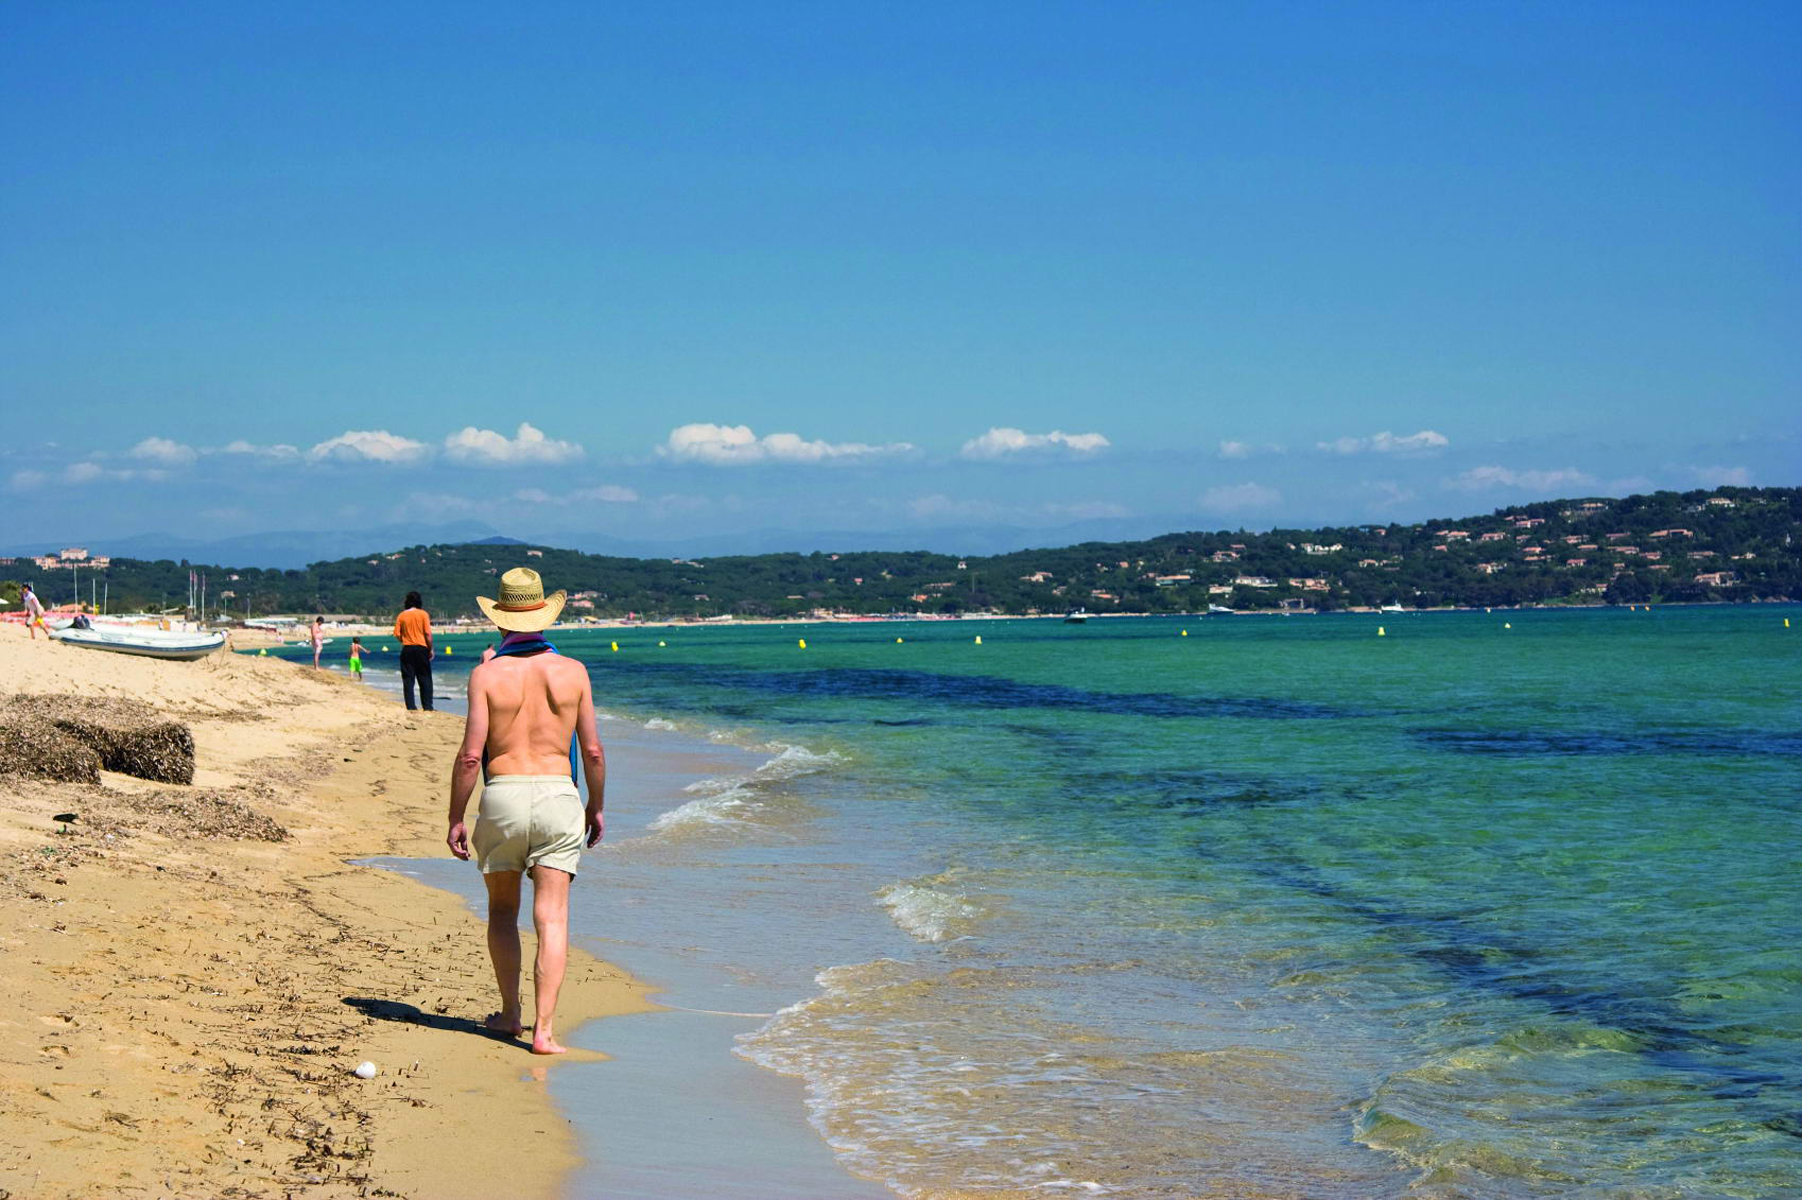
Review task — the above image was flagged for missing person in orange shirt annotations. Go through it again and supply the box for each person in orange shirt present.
[393,590,435,711]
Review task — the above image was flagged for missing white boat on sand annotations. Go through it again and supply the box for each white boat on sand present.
[53,624,227,661]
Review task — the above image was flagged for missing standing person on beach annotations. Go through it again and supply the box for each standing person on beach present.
[21,584,49,638]
[310,616,324,669]
[445,568,605,1054]
[393,591,435,711]
[348,636,364,681]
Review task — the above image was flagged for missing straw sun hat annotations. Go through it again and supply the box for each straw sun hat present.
[476,567,567,632]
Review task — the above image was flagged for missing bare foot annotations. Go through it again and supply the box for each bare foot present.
[530,1032,568,1055]
[484,1012,524,1038]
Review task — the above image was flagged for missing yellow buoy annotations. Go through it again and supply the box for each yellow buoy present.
[610,641,619,652]
[444,645,453,655]
[974,635,982,645]
[1504,622,1512,629]
[658,640,666,647]
[799,638,807,649]
[1785,618,1791,628]
[1378,626,1386,637]
[258,648,268,656]
[1181,630,1188,637]
[896,637,903,643]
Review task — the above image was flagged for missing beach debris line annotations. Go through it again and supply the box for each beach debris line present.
[118,784,289,842]
[0,694,196,785]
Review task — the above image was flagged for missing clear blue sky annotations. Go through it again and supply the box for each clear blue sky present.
[3,1,1796,549]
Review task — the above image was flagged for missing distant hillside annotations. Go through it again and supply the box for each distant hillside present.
[6,486,1796,619]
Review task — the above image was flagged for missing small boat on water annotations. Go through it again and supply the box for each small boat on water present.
[1380,603,1405,613]
[1207,604,1234,614]
[53,624,227,661]
[1063,608,1089,624]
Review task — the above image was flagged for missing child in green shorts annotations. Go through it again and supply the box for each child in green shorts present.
[349,636,364,680]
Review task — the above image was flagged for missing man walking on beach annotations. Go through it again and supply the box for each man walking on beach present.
[393,591,435,710]
[446,568,605,1054]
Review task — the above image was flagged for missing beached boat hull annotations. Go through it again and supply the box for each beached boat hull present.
[53,627,227,661]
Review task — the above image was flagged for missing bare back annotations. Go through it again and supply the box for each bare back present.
[473,652,591,776]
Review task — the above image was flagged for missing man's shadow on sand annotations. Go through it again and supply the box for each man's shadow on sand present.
[342,996,517,1042]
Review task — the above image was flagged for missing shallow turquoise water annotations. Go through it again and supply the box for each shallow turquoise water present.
[284,606,1802,1197]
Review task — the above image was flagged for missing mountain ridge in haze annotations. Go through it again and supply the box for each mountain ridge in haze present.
[7,517,1178,569]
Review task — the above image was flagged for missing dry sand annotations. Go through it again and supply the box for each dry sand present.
[0,632,652,1199]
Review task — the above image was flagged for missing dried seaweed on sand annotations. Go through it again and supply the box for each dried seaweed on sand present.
[0,710,104,784]
[0,694,195,785]
[117,785,289,842]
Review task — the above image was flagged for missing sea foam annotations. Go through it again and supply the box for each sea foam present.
[641,741,842,838]
[877,881,981,943]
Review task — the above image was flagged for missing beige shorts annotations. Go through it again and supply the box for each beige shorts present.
[473,775,585,876]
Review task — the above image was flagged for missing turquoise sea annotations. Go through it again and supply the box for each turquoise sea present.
[289,605,1801,1198]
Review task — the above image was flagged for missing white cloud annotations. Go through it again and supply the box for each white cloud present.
[45,461,170,486]
[1450,465,1594,493]
[660,423,913,464]
[219,439,301,459]
[445,422,584,466]
[129,436,198,467]
[1319,429,1449,455]
[573,484,638,503]
[399,491,481,514]
[309,429,430,464]
[1199,482,1281,512]
[959,427,1111,460]
[509,484,639,506]
[1217,440,1283,460]
[8,469,48,492]
[1691,465,1751,487]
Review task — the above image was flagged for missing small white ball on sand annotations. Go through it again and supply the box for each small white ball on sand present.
[353,1061,378,1079]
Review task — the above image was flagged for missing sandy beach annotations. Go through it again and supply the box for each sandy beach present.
[0,633,653,1199]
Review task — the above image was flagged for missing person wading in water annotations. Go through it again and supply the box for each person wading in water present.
[445,568,605,1054]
